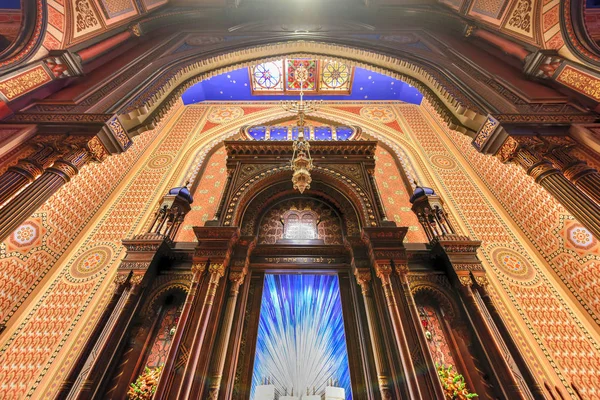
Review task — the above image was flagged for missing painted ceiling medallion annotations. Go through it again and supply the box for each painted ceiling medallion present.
[207,106,244,124]
[359,106,396,123]
[489,247,538,285]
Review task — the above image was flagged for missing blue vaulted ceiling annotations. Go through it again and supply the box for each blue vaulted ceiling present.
[181,66,423,105]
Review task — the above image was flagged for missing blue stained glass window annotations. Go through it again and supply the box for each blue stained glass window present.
[269,126,289,140]
[314,126,333,140]
[248,126,267,140]
[291,126,309,140]
[251,274,352,399]
[336,126,354,140]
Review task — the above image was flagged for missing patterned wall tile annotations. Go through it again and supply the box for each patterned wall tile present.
[176,147,226,242]
[374,146,427,243]
[471,0,508,19]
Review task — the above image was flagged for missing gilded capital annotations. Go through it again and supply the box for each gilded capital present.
[375,263,393,284]
[474,275,489,287]
[458,275,473,287]
[191,262,207,275]
[209,263,226,277]
[394,263,409,277]
[229,270,246,285]
[130,274,144,286]
[114,273,129,285]
[355,269,372,294]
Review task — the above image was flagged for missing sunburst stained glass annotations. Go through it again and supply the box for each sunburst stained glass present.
[251,274,352,399]
[320,60,352,92]
[251,61,284,92]
[286,59,317,91]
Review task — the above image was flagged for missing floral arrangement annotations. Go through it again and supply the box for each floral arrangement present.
[437,364,478,399]
[127,366,163,400]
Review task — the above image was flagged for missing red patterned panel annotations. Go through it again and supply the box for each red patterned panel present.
[418,304,456,368]
[374,146,427,243]
[176,147,227,242]
[145,305,181,368]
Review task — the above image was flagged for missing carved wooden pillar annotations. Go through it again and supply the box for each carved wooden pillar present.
[362,227,425,399]
[167,226,238,400]
[66,233,171,399]
[355,268,394,400]
[431,236,535,400]
[177,262,225,399]
[497,137,600,239]
[541,138,600,205]
[0,147,92,242]
[205,236,254,399]
[206,270,245,399]
[374,263,424,399]
[393,265,446,399]
[153,263,207,399]
[0,144,60,206]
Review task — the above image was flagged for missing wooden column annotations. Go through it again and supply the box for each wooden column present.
[432,235,535,400]
[374,263,424,399]
[394,265,447,399]
[153,263,206,399]
[498,138,600,239]
[176,262,225,399]
[0,147,92,242]
[0,145,59,206]
[355,268,394,400]
[206,270,245,399]
[66,233,170,399]
[543,142,600,205]
[167,226,238,400]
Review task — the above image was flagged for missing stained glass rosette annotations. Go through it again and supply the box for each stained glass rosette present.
[251,61,284,92]
[320,60,352,92]
[286,59,317,91]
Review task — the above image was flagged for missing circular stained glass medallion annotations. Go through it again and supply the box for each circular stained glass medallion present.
[321,61,350,89]
[253,62,282,90]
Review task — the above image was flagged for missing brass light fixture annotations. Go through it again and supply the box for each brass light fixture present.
[280,72,319,193]
[291,131,313,194]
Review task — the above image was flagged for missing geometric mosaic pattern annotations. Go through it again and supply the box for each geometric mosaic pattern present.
[176,147,227,242]
[373,146,427,242]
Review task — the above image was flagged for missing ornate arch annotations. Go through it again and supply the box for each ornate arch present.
[139,274,191,319]
[236,173,365,237]
[0,0,46,71]
[118,41,489,136]
[560,0,600,66]
[409,274,459,322]
[239,180,361,239]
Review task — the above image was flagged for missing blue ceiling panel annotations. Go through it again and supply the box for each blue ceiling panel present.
[182,66,423,105]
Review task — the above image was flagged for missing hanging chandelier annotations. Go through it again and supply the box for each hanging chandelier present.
[291,132,313,194]
[280,71,318,193]
[279,67,322,127]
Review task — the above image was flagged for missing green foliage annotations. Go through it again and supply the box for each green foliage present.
[127,366,163,400]
[437,364,478,399]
